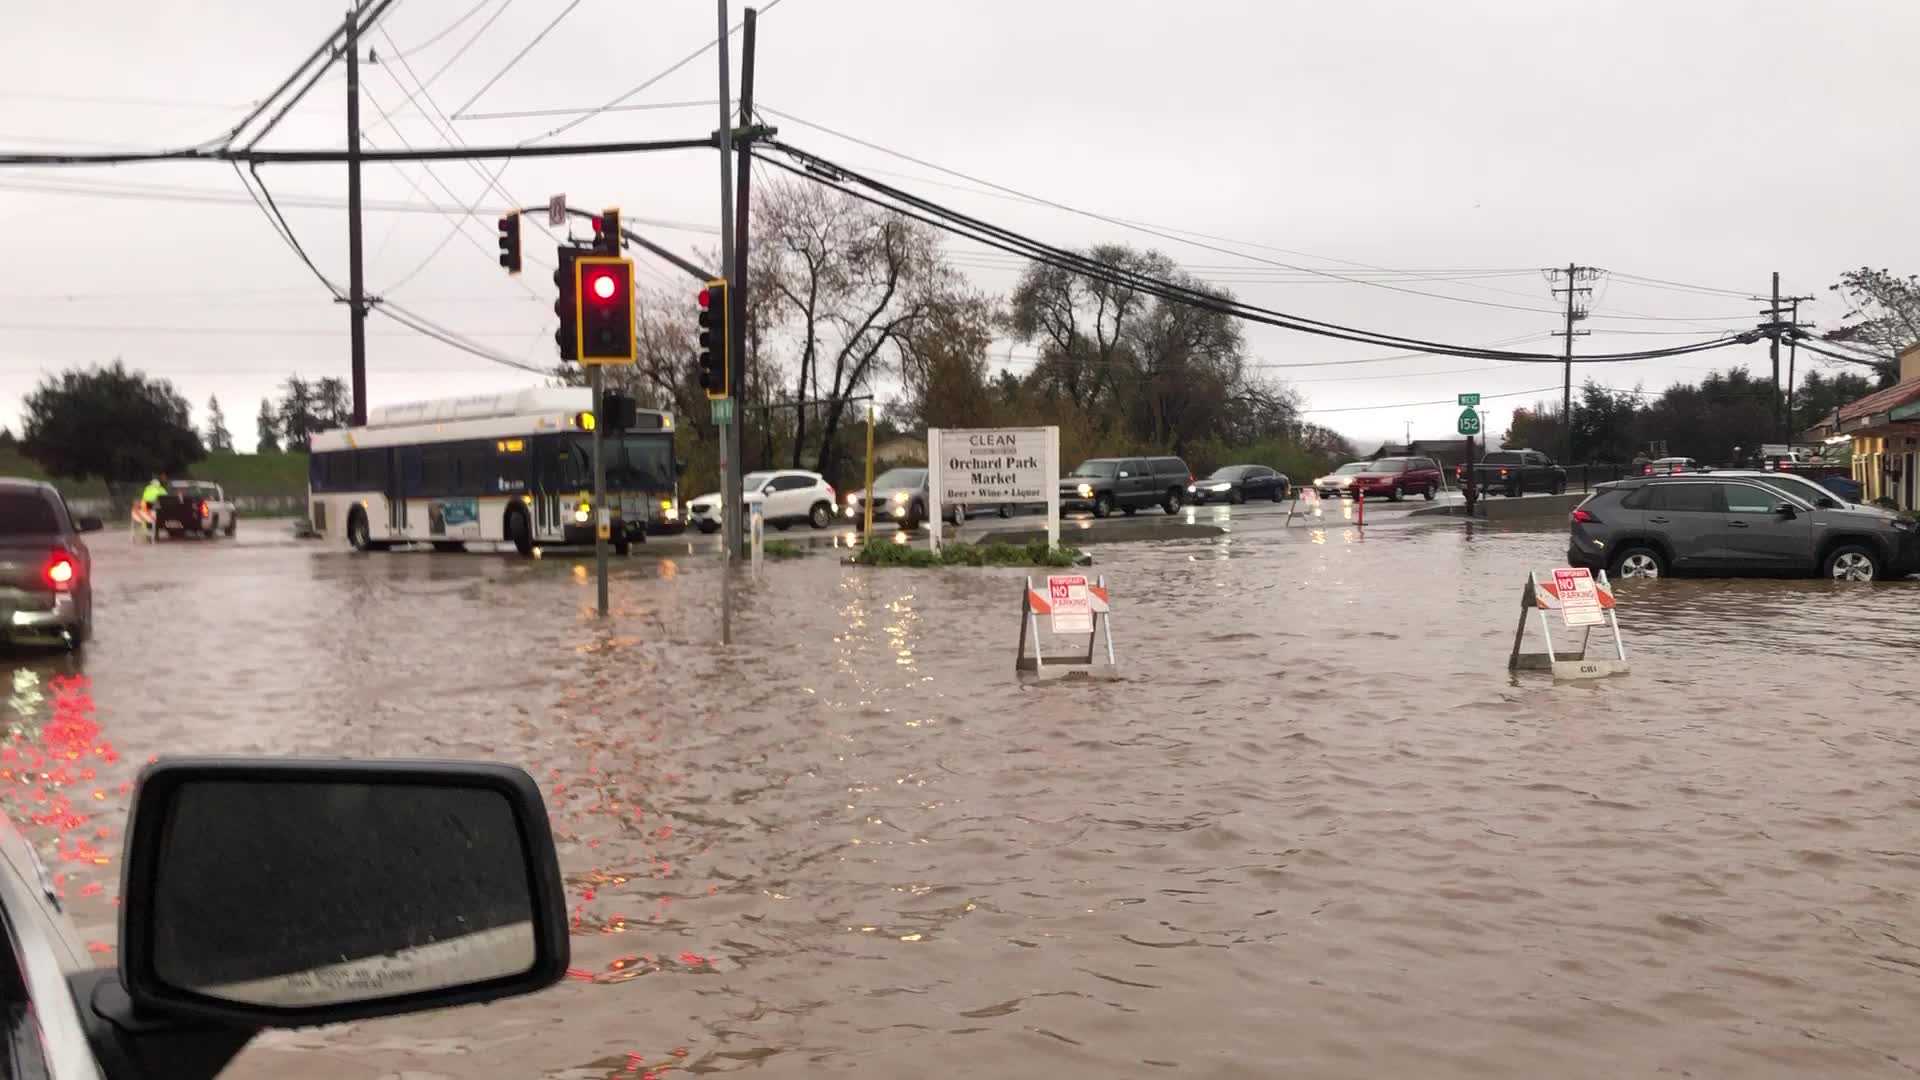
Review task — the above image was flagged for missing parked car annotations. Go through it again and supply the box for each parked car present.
[0,757,568,1080]
[1314,461,1371,498]
[1818,474,1864,502]
[155,480,237,538]
[687,470,838,533]
[1059,456,1192,518]
[1640,456,1702,476]
[1568,474,1919,582]
[1470,449,1566,496]
[844,467,964,530]
[1714,470,1856,511]
[1189,464,1291,505]
[0,479,102,649]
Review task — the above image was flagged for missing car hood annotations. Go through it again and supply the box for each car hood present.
[1316,474,1360,485]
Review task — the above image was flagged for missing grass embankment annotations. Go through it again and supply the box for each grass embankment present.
[0,449,310,499]
[851,539,1082,568]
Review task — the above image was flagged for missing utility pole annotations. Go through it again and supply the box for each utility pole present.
[1754,277,1815,443]
[344,6,368,426]
[734,5,757,541]
[715,0,738,645]
[1549,264,1595,465]
[1403,419,1413,454]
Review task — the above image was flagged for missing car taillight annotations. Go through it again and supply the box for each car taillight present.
[197,500,209,517]
[1642,466,1652,475]
[43,552,76,590]
[1570,507,1598,524]
[1499,468,1509,477]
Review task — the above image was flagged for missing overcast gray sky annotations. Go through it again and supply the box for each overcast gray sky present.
[4,0,1915,452]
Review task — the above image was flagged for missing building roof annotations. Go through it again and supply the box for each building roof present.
[1837,378,1920,425]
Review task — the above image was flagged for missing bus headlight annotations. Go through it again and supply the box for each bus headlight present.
[574,502,591,524]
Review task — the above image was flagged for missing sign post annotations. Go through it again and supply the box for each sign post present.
[929,427,1060,553]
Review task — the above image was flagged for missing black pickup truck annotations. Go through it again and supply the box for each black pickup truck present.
[154,480,237,538]
[1465,449,1567,496]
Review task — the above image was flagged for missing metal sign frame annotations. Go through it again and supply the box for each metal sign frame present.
[1015,574,1116,673]
[1508,570,1630,679]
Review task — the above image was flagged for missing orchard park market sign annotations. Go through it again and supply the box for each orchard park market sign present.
[927,427,1061,550]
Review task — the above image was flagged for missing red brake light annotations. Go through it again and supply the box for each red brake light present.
[1571,508,1598,524]
[1499,468,1509,477]
[1642,465,1652,475]
[43,552,75,590]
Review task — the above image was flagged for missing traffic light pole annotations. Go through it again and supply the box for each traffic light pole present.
[591,364,609,618]
[715,0,739,646]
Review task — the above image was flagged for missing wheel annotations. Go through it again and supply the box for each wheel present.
[1551,479,1566,495]
[1273,483,1287,503]
[948,504,965,526]
[347,509,374,552]
[1609,545,1665,581]
[224,517,236,537]
[1163,490,1184,514]
[1122,506,1137,516]
[1508,482,1522,498]
[1390,485,1405,503]
[1823,544,1882,582]
[1093,493,1112,519]
[808,501,834,529]
[1423,483,1438,501]
[997,505,1010,519]
[697,521,719,535]
[772,521,792,532]
[1230,487,1246,505]
[504,506,533,557]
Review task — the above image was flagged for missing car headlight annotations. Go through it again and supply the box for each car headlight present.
[891,491,910,504]
[1892,517,1917,533]
[1077,483,1094,498]
[574,508,591,523]
[1209,482,1231,492]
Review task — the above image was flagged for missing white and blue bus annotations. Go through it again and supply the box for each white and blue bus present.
[307,388,682,556]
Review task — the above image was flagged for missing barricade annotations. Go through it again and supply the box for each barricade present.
[1508,568,1629,680]
[129,501,156,543]
[1015,573,1117,673]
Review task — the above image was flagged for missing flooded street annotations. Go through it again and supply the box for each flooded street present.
[6,516,1920,1079]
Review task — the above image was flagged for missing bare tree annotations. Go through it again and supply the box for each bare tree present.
[1824,267,1920,385]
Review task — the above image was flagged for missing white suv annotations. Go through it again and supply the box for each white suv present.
[686,470,839,533]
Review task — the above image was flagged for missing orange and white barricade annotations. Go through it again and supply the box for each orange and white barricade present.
[1016,573,1116,673]
[130,500,157,543]
[1508,568,1629,679]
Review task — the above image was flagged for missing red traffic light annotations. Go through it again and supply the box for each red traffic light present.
[698,288,711,309]
[589,271,618,301]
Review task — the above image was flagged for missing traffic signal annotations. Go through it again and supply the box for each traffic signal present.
[574,255,634,365]
[602,392,637,430]
[697,277,730,399]
[496,211,521,274]
[593,208,621,255]
[554,245,583,362]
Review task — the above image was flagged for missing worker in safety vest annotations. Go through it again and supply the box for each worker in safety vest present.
[139,473,167,541]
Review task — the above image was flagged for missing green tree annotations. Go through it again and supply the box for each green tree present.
[255,398,281,453]
[276,376,322,449]
[314,376,352,428]
[1824,267,1919,385]
[0,427,14,448]
[896,291,998,430]
[21,361,204,484]
[204,394,234,453]
[1792,368,1876,432]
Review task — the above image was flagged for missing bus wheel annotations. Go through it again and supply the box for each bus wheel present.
[505,506,533,557]
[347,509,374,552]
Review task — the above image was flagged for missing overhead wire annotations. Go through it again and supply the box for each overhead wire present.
[382,0,496,59]
[515,0,786,140]
[448,0,585,118]
[362,0,518,140]
[758,141,1756,365]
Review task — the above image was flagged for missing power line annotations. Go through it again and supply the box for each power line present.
[449,0,585,118]
[383,0,496,59]
[362,0,519,140]
[515,0,787,140]
[759,141,1756,366]
[457,98,718,122]
[1298,385,1562,414]
[754,106,1756,325]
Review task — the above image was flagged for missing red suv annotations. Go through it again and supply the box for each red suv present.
[1348,456,1445,502]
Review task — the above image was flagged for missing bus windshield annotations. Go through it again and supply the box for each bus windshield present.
[565,434,676,491]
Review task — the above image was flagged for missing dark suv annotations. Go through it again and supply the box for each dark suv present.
[1061,456,1192,518]
[1569,475,1919,582]
[1,479,103,648]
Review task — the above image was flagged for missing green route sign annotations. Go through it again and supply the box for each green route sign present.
[1457,408,1482,436]
[1457,392,1480,407]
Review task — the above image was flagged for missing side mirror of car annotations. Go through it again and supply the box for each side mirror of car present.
[1775,503,1798,517]
[77,516,104,533]
[114,758,567,1030]
[1117,471,1131,478]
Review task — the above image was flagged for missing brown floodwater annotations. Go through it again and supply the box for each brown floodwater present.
[5,514,1919,1079]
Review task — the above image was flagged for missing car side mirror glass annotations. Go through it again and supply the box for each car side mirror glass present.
[1775,503,1797,517]
[1117,471,1130,478]
[77,516,104,532]
[119,759,567,1028]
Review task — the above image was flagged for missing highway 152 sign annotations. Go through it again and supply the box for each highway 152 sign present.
[1457,408,1482,436]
